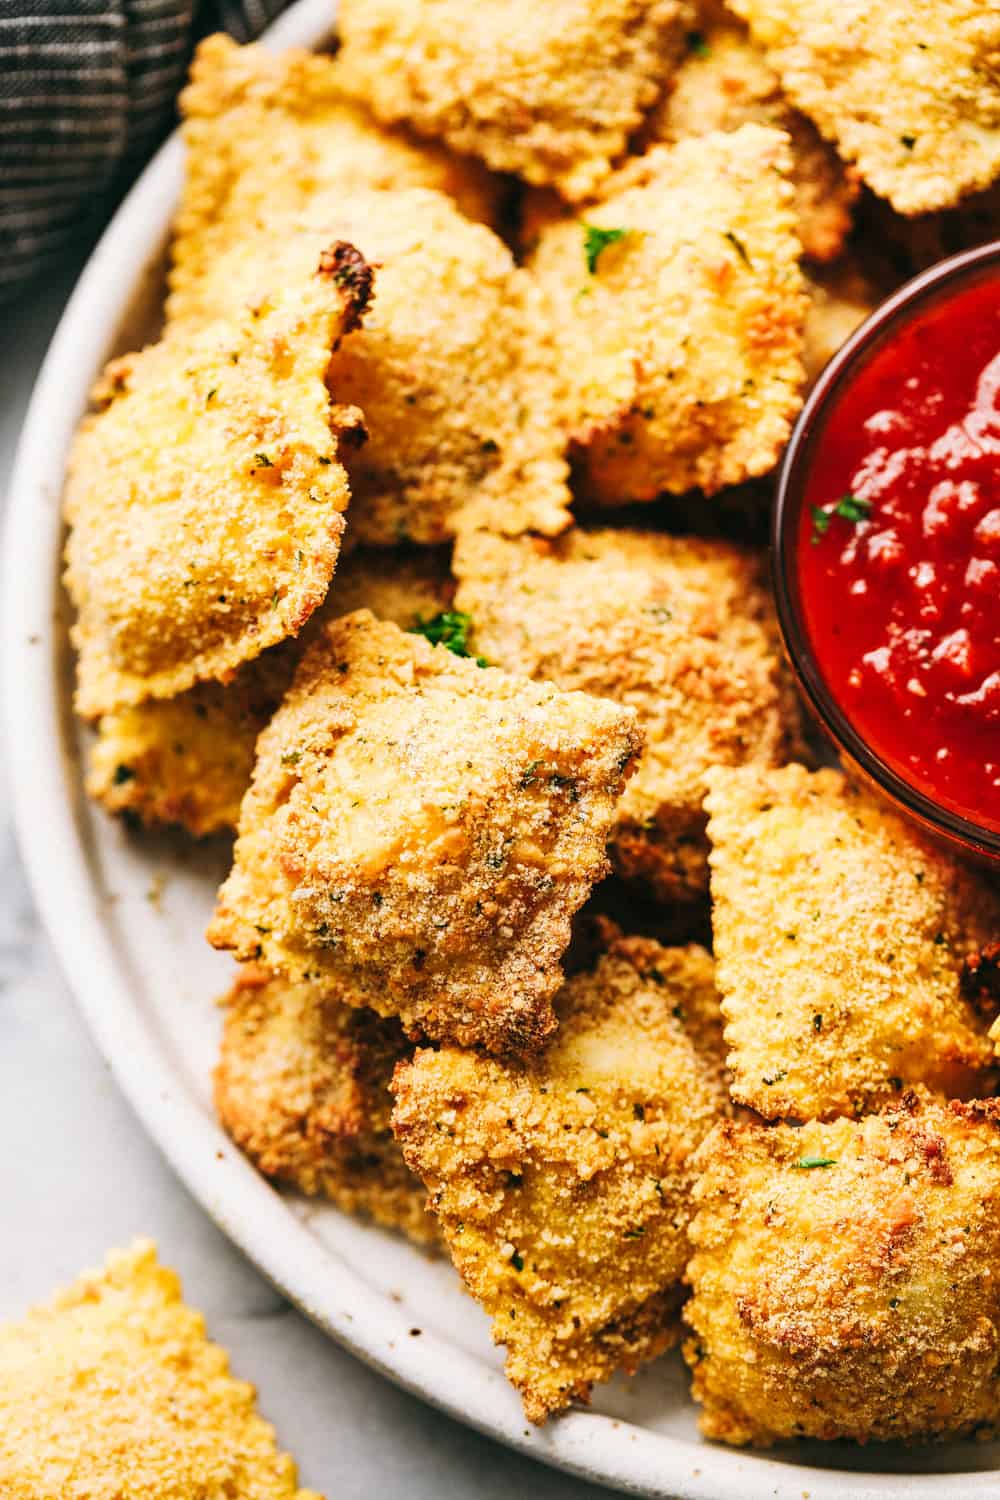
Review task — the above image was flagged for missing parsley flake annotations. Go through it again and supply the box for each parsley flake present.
[793,1156,837,1170]
[410,610,488,666]
[686,28,711,56]
[583,224,632,274]
[811,492,872,542]
[724,230,751,267]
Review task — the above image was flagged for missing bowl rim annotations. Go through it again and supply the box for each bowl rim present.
[772,239,1000,858]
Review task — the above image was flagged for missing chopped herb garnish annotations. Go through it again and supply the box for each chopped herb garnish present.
[112,764,135,786]
[583,224,632,274]
[253,452,273,469]
[623,1226,645,1239]
[519,759,544,787]
[762,1070,787,1086]
[724,230,751,267]
[205,387,217,404]
[793,1156,837,1170]
[510,1251,525,1271]
[900,134,917,150]
[811,492,872,541]
[685,28,711,56]
[281,751,302,767]
[410,610,488,666]
[813,1013,823,1032]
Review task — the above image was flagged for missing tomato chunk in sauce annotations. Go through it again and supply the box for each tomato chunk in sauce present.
[799,274,1000,830]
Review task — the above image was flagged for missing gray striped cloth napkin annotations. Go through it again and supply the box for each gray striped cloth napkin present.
[0,0,290,303]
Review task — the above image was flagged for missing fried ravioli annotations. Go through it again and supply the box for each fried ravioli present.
[685,1093,1000,1446]
[0,1240,320,1498]
[729,0,1000,216]
[705,763,1000,1121]
[216,964,435,1245]
[530,125,807,503]
[208,611,642,1054]
[174,192,571,547]
[646,18,857,262]
[334,0,690,202]
[169,33,501,325]
[453,526,802,902]
[64,243,369,718]
[391,930,728,1421]
[87,549,453,837]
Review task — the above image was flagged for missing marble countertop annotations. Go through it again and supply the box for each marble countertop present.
[0,253,613,1500]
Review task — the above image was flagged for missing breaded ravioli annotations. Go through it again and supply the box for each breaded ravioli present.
[705,763,1000,1122]
[335,0,690,202]
[453,526,802,902]
[530,125,807,503]
[174,194,571,547]
[87,548,453,837]
[216,964,436,1244]
[729,0,1000,216]
[646,18,857,262]
[169,33,500,325]
[0,1240,320,1498]
[208,611,642,1053]
[685,1093,1000,1446]
[64,243,370,719]
[391,930,728,1421]
[801,259,877,387]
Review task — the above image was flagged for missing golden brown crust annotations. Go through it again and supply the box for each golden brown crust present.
[170,191,572,548]
[334,0,692,202]
[64,246,368,718]
[705,763,1000,1121]
[453,525,803,902]
[801,257,877,388]
[729,0,1000,216]
[215,965,436,1245]
[391,932,728,1421]
[0,1240,321,1498]
[169,33,501,325]
[208,611,643,1054]
[645,19,858,262]
[685,1094,1000,1446]
[87,549,453,837]
[529,125,807,503]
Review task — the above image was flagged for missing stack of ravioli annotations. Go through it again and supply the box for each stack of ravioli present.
[64,0,1000,1450]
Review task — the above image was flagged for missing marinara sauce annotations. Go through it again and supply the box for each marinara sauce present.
[798,272,1000,831]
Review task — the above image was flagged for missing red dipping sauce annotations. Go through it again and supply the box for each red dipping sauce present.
[797,268,1000,834]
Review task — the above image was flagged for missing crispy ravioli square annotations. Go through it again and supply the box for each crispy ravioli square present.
[334,0,690,203]
[391,929,727,1422]
[208,610,643,1054]
[215,965,436,1245]
[729,0,1000,216]
[87,548,453,838]
[453,525,802,903]
[0,1240,319,1499]
[529,124,807,503]
[685,1093,1000,1447]
[705,763,1000,1122]
[64,241,370,718]
[169,34,501,326]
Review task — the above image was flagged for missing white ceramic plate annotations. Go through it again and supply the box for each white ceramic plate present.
[5,3,1000,1494]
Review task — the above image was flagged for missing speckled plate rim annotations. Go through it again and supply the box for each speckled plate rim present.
[3,3,996,1495]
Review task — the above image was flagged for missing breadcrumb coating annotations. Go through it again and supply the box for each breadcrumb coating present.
[0,1240,320,1498]
[216,964,436,1245]
[208,611,643,1054]
[530,125,807,503]
[705,763,1000,1122]
[172,194,571,547]
[334,0,691,202]
[685,1092,1000,1446]
[729,0,1000,216]
[801,258,877,388]
[169,33,501,325]
[391,929,728,1422]
[453,526,802,903]
[64,243,369,718]
[645,19,857,262]
[87,549,452,836]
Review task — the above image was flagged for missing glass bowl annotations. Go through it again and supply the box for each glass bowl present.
[772,240,1000,865]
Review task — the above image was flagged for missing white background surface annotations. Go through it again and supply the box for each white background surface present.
[0,251,613,1500]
